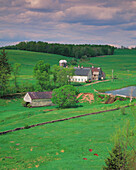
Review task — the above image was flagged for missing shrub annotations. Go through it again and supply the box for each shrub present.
[103,144,128,170]
[120,107,126,115]
[22,101,27,107]
[51,85,79,108]
[22,101,31,108]
[24,124,30,129]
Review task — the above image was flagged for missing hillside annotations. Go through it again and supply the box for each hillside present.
[7,50,73,76]
[0,48,136,169]
[6,48,136,80]
[5,48,136,90]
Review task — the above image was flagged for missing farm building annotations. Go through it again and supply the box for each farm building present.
[91,66,105,80]
[70,66,92,82]
[59,60,67,67]
[70,66,105,82]
[24,92,53,107]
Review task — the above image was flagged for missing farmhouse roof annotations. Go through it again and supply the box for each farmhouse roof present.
[28,92,52,100]
[74,67,91,76]
[91,67,101,73]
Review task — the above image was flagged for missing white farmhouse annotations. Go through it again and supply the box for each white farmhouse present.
[70,66,92,82]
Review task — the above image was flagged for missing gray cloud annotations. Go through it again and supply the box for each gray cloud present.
[0,0,136,46]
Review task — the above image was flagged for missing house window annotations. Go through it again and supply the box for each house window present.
[81,79,83,82]
[78,79,80,81]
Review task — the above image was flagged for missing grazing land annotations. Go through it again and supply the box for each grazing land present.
[7,50,74,84]
[7,49,136,90]
[0,48,136,169]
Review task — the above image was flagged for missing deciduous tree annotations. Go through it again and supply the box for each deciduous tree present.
[12,63,21,89]
[34,60,50,91]
[51,85,78,108]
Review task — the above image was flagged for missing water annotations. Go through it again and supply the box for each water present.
[105,86,136,97]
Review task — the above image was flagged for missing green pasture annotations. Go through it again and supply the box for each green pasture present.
[0,48,136,169]
[6,50,73,84]
[0,96,133,132]
[77,77,136,93]
[79,49,136,80]
[5,48,136,89]
[0,99,135,169]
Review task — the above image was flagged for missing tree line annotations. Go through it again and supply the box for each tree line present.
[2,41,114,58]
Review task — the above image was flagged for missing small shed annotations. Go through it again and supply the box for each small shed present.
[24,92,53,107]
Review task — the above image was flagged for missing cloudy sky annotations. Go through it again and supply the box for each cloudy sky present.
[0,0,136,47]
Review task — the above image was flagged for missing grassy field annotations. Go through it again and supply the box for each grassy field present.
[0,100,136,169]
[0,49,136,169]
[5,48,136,89]
[6,50,74,84]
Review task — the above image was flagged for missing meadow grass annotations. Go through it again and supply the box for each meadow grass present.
[6,48,136,89]
[0,105,135,170]
[0,49,136,169]
[0,94,134,132]
[6,50,74,83]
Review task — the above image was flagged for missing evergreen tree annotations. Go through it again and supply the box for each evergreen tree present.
[103,144,128,170]
[0,49,11,96]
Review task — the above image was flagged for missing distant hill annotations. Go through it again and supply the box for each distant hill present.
[2,48,136,85]
[1,41,114,58]
[6,50,73,76]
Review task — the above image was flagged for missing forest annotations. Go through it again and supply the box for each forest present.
[2,41,114,58]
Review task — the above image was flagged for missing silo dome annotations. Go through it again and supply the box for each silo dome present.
[59,60,67,67]
[59,60,67,63]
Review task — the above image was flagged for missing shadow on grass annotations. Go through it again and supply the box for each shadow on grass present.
[72,82,84,87]
[1,93,24,99]
[55,104,83,110]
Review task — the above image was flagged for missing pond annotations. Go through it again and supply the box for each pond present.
[105,86,136,97]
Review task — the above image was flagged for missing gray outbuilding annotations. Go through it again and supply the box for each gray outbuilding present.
[24,91,53,107]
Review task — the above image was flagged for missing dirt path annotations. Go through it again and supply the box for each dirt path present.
[0,104,133,136]
[84,80,109,86]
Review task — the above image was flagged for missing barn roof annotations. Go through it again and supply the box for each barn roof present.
[74,67,91,76]
[28,92,52,100]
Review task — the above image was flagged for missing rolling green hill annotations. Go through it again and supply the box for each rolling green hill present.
[7,50,73,76]
[0,48,136,169]
[6,49,136,79]
[79,48,136,79]
[4,50,74,86]
[4,48,136,90]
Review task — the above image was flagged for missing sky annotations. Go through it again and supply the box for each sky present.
[0,0,136,47]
